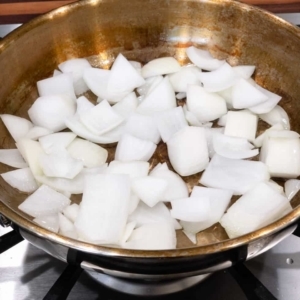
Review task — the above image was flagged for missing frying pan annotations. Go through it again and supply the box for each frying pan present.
[0,0,300,279]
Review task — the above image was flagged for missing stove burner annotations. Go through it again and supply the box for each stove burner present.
[86,271,211,296]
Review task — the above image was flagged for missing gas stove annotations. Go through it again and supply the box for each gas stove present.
[1,12,300,300]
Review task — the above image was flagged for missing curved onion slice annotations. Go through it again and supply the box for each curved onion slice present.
[212,133,258,159]
[1,167,38,193]
[169,66,201,92]
[167,127,209,176]
[186,85,227,122]
[67,138,108,168]
[39,132,77,154]
[0,149,28,168]
[0,114,33,142]
[154,107,188,143]
[34,214,60,233]
[65,115,119,144]
[259,105,290,130]
[107,53,145,95]
[124,113,160,144]
[200,154,270,195]
[186,46,225,71]
[232,78,268,109]
[198,63,240,93]
[28,94,76,132]
[181,186,233,234]
[142,57,181,78]
[37,73,76,100]
[128,202,181,230]
[150,168,188,201]
[123,222,176,250]
[79,100,124,135]
[132,176,168,207]
[220,182,290,238]
[115,134,156,162]
[19,185,70,217]
[170,197,210,222]
[136,77,176,115]
[285,179,300,201]
[248,85,282,114]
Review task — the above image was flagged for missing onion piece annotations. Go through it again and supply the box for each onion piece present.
[0,149,28,168]
[119,221,137,246]
[123,222,176,250]
[232,78,268,109]
[285,179,300,201]
[212,133,258,160]
[28,94,76,132]
[34,214,59,233]
[181,186,233,234]
[63,203,80,223]
[53,70,62,76]
[267,180,284,195]
[217,114,227,127]
[115,134,156,162]
[137,76,163,97]
[168,66,201,92]
[39,132,77,154]
[170,197,210,222]
[79,99,124,135]
[218,87,233,109]
[260,135,300,178]
[186,46,225,71]
[0,114,33,142]
[224,110,258,142]
[205,127,225,158]
[39,150,84,179]
[141,57,181,78]
[150,168,188,201]
[154,106,188,143]
[167,126,209,176]
[248,85,282,114]
[150,162,169,175]
[128,202,181,230]
[176,92,186,100]
[107,53,145,96]
[259,105,290,130]
[200,154,270,195]
[183,231,197,244]
[186,85,227,122]
[253,123,284,148]
[129,60,142,70]
[124,113,160,144]
[1,167,38,193]
[59,213,78,239]
[19,184,70,217]
[128,193,140,215]
[58,58,92,96]
[24,126,53,140]
[220,182,290,238]
[198,62,240,93]
[35,171,85,194]
[65,115,119,144]
[107,160,149,179]
[16,138,45,176]
[112,92,138,118]
[132,176,168,207]
[75,96,95,115]
[37,73,76,100]
[74,174,131,244]
[67,138,108,168]
[136,77,176,115]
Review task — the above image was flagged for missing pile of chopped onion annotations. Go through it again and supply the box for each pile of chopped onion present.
[0,49,298,250]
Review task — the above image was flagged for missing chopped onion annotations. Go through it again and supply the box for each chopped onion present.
[115,134,156,162]
[19,185,70,217]
[253,123,284,148]
[75,96,95,115]
[107,160,149,179]
[1,167,38,193]
[112,92,138,118]
[217,114,227,127]
[205,127,225,158]
[176,92,186,100]
[259,105,290,130]
[63,203,80,223]
[0,149,28,168]
[183,231,197,244]
[119,221,136,245]
[233,65,255,79]
[285,179,300,201]
[128,193,140,215]
[34,214,59,233]
[59,213,78,239]
[24,126,53,140]
[142,57,181,78]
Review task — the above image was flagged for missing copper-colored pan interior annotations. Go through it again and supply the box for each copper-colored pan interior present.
[1,0,300,257]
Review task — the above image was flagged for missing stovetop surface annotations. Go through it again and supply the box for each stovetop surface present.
[1,14,300,300]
